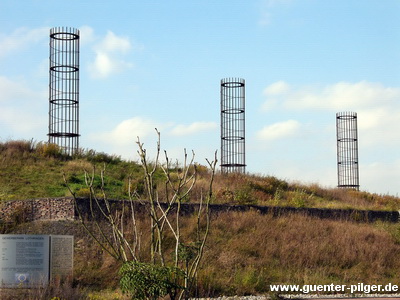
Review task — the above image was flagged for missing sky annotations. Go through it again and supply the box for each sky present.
[0,0,400,195]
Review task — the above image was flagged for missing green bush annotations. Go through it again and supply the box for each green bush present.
[119,261,185,300]
[234,186,257,205]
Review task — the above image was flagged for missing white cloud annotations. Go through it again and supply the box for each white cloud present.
[263,81,400,111]
[90,52,130,78]
[90,118,219,161]
[261,81,400,147]
[79,25,95,45]
[0,76,40,103]
[256,119,301,141]
[258,0,294,26]
[262,80,400,112]
[98,31,131,53]
[88,30,136,79]
[258,11,272,27]
[262,81,291,111]
[0,27,49,58]
[0,107,45,134]
[169,122,217,136]
[88,117,168,161]
[263,80,290,96]
[0,76,47,134]
[94,117,161,146]
[361,160,400,195]
[93,118,218,145]
[357,107,388,131]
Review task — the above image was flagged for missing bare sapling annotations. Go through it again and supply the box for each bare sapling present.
[64,129,217,299]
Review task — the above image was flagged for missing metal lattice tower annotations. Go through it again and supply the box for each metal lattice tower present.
[336,112,359,190]
[220,78,246,173]
[48,27,80,156]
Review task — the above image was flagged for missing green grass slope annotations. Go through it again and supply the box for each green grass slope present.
[1,139,400,211]
[0,140,140,200]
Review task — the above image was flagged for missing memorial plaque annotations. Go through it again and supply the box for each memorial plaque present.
[50,235,73,279]
[0,235,49,287]
[0,234,73,287]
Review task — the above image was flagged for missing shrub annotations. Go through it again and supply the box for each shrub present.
[0,140,35,157]
[81,149,122,164]
[289,189,312,208]
[75,187,92,198]
[119,261,185,300]
[215,188,234,203]
[234,186,257,205]
[36,142,63,158]
[249,176,289,196]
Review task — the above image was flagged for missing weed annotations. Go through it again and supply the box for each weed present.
[36,142,64,158]
[0,277,85,300]
[273,188,283,205]
[234,186,256,205]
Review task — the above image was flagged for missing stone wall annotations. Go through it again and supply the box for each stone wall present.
[0,198,75,222]
[74,199,400,223]
[0,197,399,223]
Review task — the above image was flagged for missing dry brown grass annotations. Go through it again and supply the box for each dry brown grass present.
[0,140,35,158]
[292,182,400,211]
[196,210,400,296]
[199,173,400,211]
[8,210,400,297]
[63,160,94,173]
[0,277,85,300]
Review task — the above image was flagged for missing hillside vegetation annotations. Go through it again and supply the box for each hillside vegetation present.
[1,139,399,211]
[1,140,400,298]
[7,210,400,298]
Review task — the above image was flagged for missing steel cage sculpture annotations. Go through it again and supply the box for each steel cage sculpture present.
[220,78,246,173]
[48,27,80,156]
[336,112,359,190]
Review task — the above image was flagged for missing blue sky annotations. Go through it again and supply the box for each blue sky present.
[1,0,400,195]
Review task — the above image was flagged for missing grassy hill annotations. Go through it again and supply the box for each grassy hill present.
[1,140,400,298]
[1,139,400,211]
